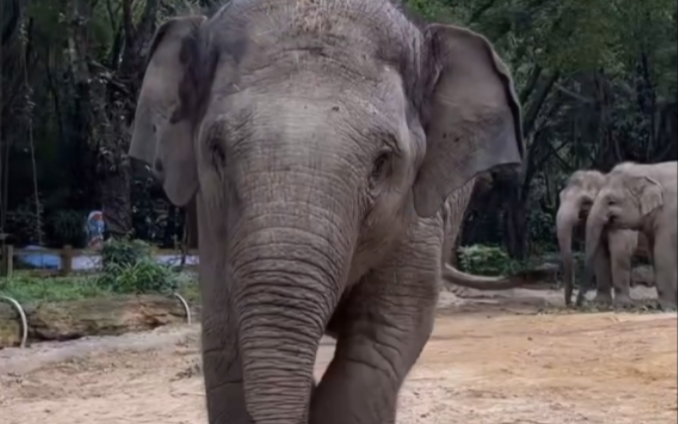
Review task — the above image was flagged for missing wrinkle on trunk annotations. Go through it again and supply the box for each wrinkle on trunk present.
[196,193,251,423]
[230,204,353,424]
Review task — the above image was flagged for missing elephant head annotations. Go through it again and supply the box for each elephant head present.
[128,1,523,420]
[555,170,605,305]
[579,163,664,305]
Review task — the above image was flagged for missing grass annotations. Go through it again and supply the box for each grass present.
[0,269,200,304]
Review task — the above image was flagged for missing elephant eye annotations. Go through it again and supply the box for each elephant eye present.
[371,152,391,182]
[152,124,157,134]
[607,198,616,206]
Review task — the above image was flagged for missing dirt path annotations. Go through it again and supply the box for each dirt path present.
[1,289,676,424]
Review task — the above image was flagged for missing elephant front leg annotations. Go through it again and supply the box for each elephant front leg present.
[310,264,439,424]
[608,231,634,308]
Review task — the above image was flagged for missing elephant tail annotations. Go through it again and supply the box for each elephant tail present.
[442,263,551,290]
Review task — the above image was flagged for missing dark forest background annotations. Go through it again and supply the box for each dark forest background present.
[1,0,676,259]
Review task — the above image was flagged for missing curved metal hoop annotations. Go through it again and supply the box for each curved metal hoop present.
[172,292,192,325]
[0,295,28,348]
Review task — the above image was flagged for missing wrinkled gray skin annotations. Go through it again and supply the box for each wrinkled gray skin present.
[582,161,678,310]
[128,1,525,423]
[556,170,648,307]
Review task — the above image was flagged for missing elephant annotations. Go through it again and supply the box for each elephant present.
[556,169,650,307]
[127,1,527,422]
[580,161,678,309]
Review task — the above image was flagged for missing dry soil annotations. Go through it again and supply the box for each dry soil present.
[1,287,676,424]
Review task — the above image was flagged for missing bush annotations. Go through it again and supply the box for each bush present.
[98,238,178,294]
[97,257,179,294]
[457,244,540,276]
[101,238,153,268]
[47,209,86,247]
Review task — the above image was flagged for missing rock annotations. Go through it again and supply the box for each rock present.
[631,265,655,287]
[0,294,193,348]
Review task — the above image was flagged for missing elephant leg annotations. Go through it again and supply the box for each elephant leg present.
[592,243,613,306]
[652,232,677,311]
[608,230,634,308]
[310,241,439,424]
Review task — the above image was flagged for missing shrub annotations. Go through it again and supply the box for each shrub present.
[458,244,513,276]
[98,238,178,294]
[97,257,179,294]
[456,244,540,277]
[101,238,153,268]
[47,209,86,247]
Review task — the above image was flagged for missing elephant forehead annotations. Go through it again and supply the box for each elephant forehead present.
[212,70,409,144]
[208,0,421,87]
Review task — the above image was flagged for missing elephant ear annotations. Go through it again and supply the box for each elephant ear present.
[129,15,206,207]
[413,24,524,217]
[631,176,664,216]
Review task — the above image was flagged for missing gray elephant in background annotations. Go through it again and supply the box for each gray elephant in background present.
[556,170,650,307]
[581,161,677,309]
[128,1,526,422]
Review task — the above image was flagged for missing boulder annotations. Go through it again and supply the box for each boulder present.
[0,294,193,348]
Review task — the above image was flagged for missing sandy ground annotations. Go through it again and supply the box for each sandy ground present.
[1,287,676,424]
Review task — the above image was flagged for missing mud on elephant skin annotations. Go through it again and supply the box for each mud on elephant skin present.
[580,161,678,310]
[556,169,648,308]
[128,1,525,423]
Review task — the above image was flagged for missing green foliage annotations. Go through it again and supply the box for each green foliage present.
[458,244,518,276]
[98,238,178,294]
[46,210,85,247]
[100,238,153,268]
[5,196,45,245]
[0,269,198,303]
[458,243,545,276]
[97,256,179,295]
[0,274,109,302]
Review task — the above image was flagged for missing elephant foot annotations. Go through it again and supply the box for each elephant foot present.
[592,291,613,308]
[656,299,677,312]
[613,293,634,309]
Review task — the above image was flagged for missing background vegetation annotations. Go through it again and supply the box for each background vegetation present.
[1,0,676,298]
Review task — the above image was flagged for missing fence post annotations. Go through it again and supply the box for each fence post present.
[60,245,73,276]
[0,244,13,278]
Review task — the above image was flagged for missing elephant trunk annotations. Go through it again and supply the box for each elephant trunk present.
[580,200,608,306]
[556,200,580,306]
[230,195,353,423]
